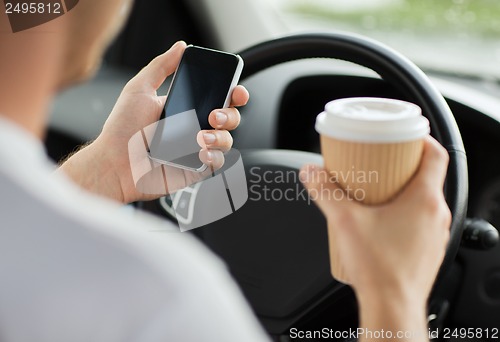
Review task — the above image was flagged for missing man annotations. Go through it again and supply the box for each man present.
[0,1,450,341]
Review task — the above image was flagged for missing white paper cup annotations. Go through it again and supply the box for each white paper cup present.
[315,97,430,283]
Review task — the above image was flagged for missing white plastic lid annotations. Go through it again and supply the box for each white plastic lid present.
[315,97,430,143]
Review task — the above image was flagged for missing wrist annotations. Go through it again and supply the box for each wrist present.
[356,289,429,341]
[58,138,124,202]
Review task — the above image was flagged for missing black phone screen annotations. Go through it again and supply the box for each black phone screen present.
[148,46,241,170]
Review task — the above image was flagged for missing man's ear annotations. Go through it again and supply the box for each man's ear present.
[5,0,80,33]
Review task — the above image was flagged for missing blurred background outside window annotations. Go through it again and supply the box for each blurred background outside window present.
[270,0,500,79]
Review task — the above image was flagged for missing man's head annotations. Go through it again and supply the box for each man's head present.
[0,0,133,137]
[59,0,133,87]
[0,0,132,88]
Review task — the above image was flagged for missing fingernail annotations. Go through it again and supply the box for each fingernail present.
[216,112,228,127]
[203,133,216,145]
[170,41,184,50]
[206,151,214,162]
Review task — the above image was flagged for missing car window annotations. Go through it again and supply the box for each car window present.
[271,0,500,79]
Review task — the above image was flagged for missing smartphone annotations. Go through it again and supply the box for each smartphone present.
[148,45,244,172]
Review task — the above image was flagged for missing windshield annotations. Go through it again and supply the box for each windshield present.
[271,0,500,79]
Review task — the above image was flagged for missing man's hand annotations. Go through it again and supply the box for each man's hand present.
[300,137,451,341]
[59,41,249,203]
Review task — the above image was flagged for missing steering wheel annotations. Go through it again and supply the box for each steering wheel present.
[154,32,468,336]
[237,32,468,268]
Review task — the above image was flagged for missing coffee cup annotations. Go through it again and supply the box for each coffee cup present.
[315,97,430,283]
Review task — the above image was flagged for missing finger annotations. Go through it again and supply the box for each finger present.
[410,136,449,191]
[197,130,233,152]
[299,164,353,216]
[126,41,187,93]
[230,85,249,107]
[208,107,241,130]
[199,149,225,171]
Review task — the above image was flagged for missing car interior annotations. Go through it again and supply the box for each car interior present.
[46,0,500,340]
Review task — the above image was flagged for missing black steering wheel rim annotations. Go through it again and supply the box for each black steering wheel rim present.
[237,32,468,276]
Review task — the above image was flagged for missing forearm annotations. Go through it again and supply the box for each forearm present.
[357,291,429,342]
[58,139,125,203]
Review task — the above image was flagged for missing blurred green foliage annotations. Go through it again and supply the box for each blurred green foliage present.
[287,0,500,38]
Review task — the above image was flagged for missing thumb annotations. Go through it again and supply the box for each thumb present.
[299,164,351,216]
[126,41,187,93]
